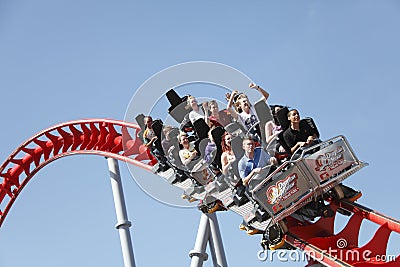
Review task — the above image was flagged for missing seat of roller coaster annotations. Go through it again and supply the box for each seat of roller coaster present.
[255,207,271,223]
[275,107,290,131]
[301,117,320,139]
[233,184,250,206]
[167,126,180,140]
[135,114,146,143]
[276,131,292,157]
[187,134,196,143]
[189,119,211,158]
[254,100,274,144]
[151,119,163,136]
[264,137,288,162]
[254,100,274,123]
[224,122,246,137]
[193,118,210,140]
[159,131,186,172]
[180,113,194,132]
[166,88,182,107]
[211,126,224,146]
[210,126,225,169]
[170,101,190,124]
[150,119,165,155]
[163,127,180,156]
[170,144,186,166]
[228,135,244,184]
[173,168,191,184]
[135,113,146,130]
[166,89,190,123]
[197,138,210,158]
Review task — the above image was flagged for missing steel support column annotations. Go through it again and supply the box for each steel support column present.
[189,213,228,267]
[108,158,136,267]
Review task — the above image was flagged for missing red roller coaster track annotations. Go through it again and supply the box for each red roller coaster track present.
[0,119,399,266]
[0,119,155,228]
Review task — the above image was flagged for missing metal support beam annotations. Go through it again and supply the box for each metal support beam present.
[189,213,210,267]
[208,213,228,267]
[107,158,136,267]
[189,213,228,267]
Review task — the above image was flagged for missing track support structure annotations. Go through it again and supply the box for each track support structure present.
[108,158,136,267]
[189,213,228,267]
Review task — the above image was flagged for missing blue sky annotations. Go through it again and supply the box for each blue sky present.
[0,1,399,266]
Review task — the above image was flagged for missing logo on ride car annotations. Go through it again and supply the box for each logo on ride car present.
[267,173,299,205]
[315,146,345,172]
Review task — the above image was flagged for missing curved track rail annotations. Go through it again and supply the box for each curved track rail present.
[0,119,155,227]
[1,119,399,266]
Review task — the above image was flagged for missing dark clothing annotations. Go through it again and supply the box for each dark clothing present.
[283,120,318,149]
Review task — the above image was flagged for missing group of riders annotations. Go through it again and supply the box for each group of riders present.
[137,83,361,250]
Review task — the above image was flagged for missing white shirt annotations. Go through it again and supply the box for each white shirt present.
[238,106,259,132]
[189,108,205,124]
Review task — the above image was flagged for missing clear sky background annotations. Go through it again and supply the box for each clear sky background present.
[0,1,399,266]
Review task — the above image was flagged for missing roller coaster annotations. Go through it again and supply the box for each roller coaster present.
[1,87,399,266]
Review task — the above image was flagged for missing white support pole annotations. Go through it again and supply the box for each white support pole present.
[207,213,228,267]
[189,213,211,267]
[107,158,136,267]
